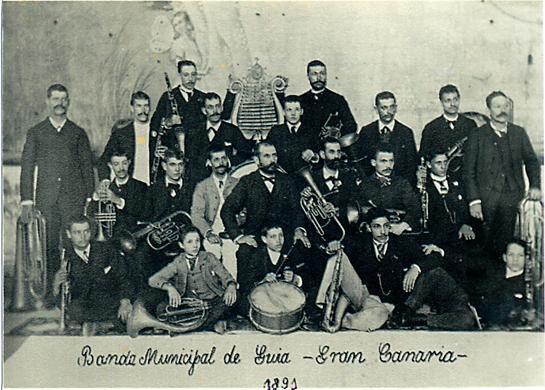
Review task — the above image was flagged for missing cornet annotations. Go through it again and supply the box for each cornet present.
[85,181,117,241]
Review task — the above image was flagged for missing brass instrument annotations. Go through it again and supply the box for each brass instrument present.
[319,112,343,140]
[85,182,116,242]
[417,157,429,231]
[10,209,48,311]
[59,247,70,332]
[164,72,186,155]
[127,299,210,338]
[446,136,468,173]
[119,210,193,254]
[513,197,544,329]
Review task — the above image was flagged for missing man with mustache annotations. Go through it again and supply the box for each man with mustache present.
[98,91,165,186]
[464,91,541,258]
[298,60,357,138]
[191,145,239,278]
[20,84,94,307]
[350,143,420,235]
[353,91,418,187]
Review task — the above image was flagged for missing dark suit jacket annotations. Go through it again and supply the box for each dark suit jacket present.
[463,123,540,203]
[150,87,206,134]
[352,173,420,229]
[480,265,525,325]
[109,177,148,234]
[97,121,168,181]
[354,120,418,187]
[209,121,254,166]
[266,122,320,174]
[145,179,193,221]
[347,234,440,305]
[20,119,94,211]
[221,171,303,239]
[67,241,133,305]
[299,88,357,136]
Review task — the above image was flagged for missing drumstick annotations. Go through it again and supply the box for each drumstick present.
[274,242,297,277]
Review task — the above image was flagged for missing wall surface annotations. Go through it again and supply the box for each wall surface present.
[2,1,543,266]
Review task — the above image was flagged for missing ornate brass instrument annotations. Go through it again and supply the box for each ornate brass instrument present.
[513,196,544,329]
[84,183,116,242]
[319,112,343,140]
[164,72,186,154]
[417,157,429,231]
[445,136,468,173]
[119,210,193,254]
[127,299,210,338]
[10,209,48,311]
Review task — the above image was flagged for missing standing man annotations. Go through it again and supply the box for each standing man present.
[464,91,541,257]
[354,91,418,186]
[20,84,94,306]
[98,91,166,186]
[420,84,477,177]
[299,60,357,138]
[191,146,239,278]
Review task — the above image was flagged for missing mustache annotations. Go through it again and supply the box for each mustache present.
[498,112,509,117]
[54,104,66,109]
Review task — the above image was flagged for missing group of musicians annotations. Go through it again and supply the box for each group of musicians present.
[19,59,542,335]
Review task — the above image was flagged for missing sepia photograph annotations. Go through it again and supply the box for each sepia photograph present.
[2,0,544,388]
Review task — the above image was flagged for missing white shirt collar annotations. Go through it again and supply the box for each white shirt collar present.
[267,247,282,265]
[206,120,222,131]
[490,121,508,135]
[134,120,150,132]
[49,117,67,131]
[74,244,91,262]
[286,121,301,132]
[378,119,395,132]
[212,173,227,188]
[311,88,325,94]
[442,113,459,122]
[322,166,339,179]
[165,177,183,187]
[505,268,524,279]
[114,176,130,186]
[430,173,447,182]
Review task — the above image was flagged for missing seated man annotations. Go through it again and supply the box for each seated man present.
[237,222,308,316]
[321,208,478,331]
[53,214,133,336]
[148,225,237,333]
[350,143,420,235]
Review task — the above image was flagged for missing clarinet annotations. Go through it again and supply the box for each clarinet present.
[417,157,429,231]
[150,121,167,185]
[59,247,69,332]
[164,72,186,155]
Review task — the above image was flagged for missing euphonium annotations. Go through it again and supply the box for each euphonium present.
[127,299,210,338]
[10,209,48,311]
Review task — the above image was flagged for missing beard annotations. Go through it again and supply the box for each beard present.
[260,162,278,174]
[310,80,326,91]
[326,159,342,170]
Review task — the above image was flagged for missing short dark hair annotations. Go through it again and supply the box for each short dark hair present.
[373,142,395,159]
[177,60,197,73]
[375,91,396,107]
[47,84,68,98]
[203,92,222,107]
[207,144,228,160]
[362,207,391,224]
[320,136,341,152]
[110,147,130,161]
[130,91,150,106]
[65,214,93,232]
[162,148,185,163]
[485,90,508,108]
[260,221,285,237]
[438,84,460,100]
[283,95,301,108]
[254,141,276,157]
[307,59,326,74]
[503,238,526,255]
[179,224,202,243]
[427,147,449,162]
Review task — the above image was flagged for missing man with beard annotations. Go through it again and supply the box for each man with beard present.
[191,145,240,278]
[351,143,420,235]
[464,91,541,257]
[98,91,164,185]
[267,95,320,174]
[299,60,357,138]
[353,91,418,187]
[20,84,94,307]
[419,85,477,178]
[221,142,310,314]
[91,147,147,236]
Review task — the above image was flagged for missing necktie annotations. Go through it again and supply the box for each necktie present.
[376,174,391,187]
[187,91,193,101]
[218,180,224,188]
[208,127,216,139]
[381,126,389,135]
[438,180,448,195]
[167,183,179,197]
[187,256,197,271]
[261,176,275,184]
[290,125,297,134]
[447,120,456,130]
[82,250,89,263]
[377,243,386,261]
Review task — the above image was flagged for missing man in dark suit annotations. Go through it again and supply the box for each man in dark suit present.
[150,60,206,152]
[419,84,477,179]
[299,60,357,138]
[464,91,541,257]
[351,143,420,235]
[221,142,310,305]
[91,147,147,236]
[267,95,320,174]
[52,215,133,336]
[354,91,418,186]
[98,91,168,186]
[20,84,95,306]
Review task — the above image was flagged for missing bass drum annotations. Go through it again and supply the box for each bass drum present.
[230,159,258,179]
[249,281,306,334]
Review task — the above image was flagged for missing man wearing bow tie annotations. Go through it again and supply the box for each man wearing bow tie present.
[464,91,541,258]
[419,84,478,178]
[52,215,134,336]
[191,146,239,278]
[351,143,420,235]
[354,91,418,187]
[298,60,357,138]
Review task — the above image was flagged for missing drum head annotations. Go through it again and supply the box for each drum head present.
[230,160,258,179]
[249,281,306,315]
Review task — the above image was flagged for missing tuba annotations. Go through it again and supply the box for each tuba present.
[126,299,210,338]
[10,209,48,311]
[118,210,193,254]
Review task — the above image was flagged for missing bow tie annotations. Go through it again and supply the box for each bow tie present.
[376,175,392,187]
[325,176,337,182]
[380,126,392,135]
[261,176,276,184]
[167,183,181,190]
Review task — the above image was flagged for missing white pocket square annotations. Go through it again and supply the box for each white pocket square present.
[104,266,112,274]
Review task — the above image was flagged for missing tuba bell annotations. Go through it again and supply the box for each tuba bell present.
[127,299,210,338]
[10,209,48,311]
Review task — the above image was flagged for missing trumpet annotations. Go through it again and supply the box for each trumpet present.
[85,181,116,242]
[319,112,343,140]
